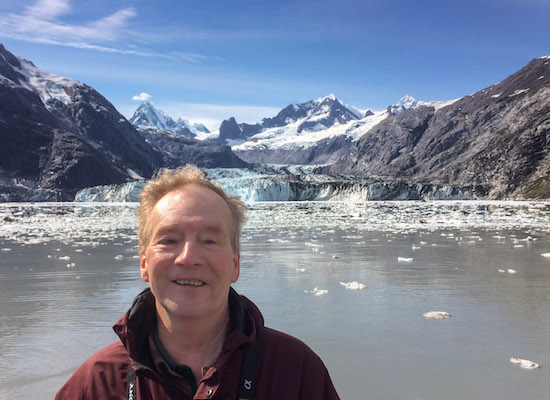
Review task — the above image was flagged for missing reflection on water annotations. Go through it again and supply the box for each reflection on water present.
[1,201,550,399]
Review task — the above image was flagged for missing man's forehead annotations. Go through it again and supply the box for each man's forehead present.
[157,184,224,207]
[152,185,232,222]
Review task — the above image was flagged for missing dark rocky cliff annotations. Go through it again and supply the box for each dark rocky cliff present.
[331,57,550,199]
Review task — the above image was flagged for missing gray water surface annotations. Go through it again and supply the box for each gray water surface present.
[1,201,550,399]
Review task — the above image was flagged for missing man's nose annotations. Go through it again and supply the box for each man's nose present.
[174,241,201,266]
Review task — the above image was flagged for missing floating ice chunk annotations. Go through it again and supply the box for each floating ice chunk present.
[508,269,517,274]
[423,311,451,319]
[498,269,505,273]
[398,257,413,262]
[1,248,11,252]
[266,238,291,243]
[305,287,328,296]
[340,281,366,290]
[541,253,550,257]
[296,268,306,272]
[513,245,524,248]
[66,262,75,268]
[332,255,339,259]
[75,249,83,252]
[115,255,123,260]
[59,256,70,260]
[420,241,427,245]
[510,358,539,369]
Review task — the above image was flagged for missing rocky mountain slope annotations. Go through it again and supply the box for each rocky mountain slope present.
[136,126,249,169]
[331,56,550,199]
[0,45,247,201]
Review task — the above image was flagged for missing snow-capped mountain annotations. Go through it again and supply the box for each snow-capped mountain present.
[221,94,457,165]
[232,108,389,164]
[0,43,165,200]
[261,94,360,132]
[0,44,245,201]
[130,102,210,138]
[216,94,372,150]
[0,47,82,109]
[388,95,424,114]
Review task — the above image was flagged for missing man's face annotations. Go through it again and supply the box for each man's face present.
[140,184,240,321]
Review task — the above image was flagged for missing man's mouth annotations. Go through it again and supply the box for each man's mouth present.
[174,280,205,287]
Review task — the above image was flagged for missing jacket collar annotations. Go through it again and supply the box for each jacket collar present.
[112,287,262,368]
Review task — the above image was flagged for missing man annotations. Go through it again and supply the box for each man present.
[56,165,340,399]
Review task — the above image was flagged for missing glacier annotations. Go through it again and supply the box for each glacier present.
[74,166,482,203]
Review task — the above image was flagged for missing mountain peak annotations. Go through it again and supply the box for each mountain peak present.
[389,95,425,115]
[317,93,338,103]
[129,103,209,138]
[0,43,82,109]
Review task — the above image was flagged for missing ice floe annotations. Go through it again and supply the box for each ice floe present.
[305,287,328,296]
[340,281,366,290]
[510,358,540,369]
[1,201,550,248]
[114,255,124,260]
[398,257,413,262]
[508,269,517,274]
[423,311,451,319]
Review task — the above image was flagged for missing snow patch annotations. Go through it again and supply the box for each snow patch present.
[509,89,529,97]
[14,57,82,108]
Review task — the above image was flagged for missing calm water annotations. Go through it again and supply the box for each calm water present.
[1,201,550,399]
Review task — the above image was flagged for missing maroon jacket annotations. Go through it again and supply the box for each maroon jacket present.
[56,288,340,399]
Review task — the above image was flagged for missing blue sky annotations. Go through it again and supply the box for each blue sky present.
[0,0,548,130]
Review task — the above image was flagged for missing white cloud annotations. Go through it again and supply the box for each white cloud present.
[0,1,210,62]
[25,0,71,20]
[132,92,152,101]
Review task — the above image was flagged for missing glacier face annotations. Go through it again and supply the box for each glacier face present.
[74,166,482,203]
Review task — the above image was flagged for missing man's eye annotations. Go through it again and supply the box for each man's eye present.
[159,239,177,245]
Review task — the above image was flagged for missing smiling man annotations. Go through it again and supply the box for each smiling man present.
[56,165,340,400]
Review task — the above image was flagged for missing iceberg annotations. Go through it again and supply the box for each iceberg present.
[340,281,366,290]
[510,358,539,369]
[423,311,451,319]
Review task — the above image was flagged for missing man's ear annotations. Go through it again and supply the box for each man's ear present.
[231,253,240,283]
[140,254,149,282]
